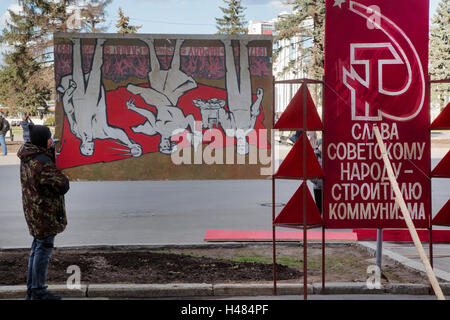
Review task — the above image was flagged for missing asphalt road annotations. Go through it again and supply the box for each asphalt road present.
[1,160,449,249]
[1,137,449,249]
[1,162,307,247]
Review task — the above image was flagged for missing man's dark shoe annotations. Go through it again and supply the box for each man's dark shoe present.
[25,293,32,300]
[31,291,62,300]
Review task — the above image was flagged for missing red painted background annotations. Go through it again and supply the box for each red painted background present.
[56,84,268,169]
[323,0,430,228]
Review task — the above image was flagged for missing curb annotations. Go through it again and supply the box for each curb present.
[88,283,213,298]
[0,284,87,299]
[1,282,449,299]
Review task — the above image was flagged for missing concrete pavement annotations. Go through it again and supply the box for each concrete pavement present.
[375,242,450,281]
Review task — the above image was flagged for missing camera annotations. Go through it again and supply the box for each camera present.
[51,137,60,148]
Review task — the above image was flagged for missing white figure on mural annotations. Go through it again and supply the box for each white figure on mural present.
[57,38,143,157]
[126,39,201,154]
[193,39,264,155]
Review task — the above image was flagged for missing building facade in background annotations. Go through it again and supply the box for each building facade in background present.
[249,16,318,118]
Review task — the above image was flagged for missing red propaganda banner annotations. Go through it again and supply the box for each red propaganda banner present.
[53,34,272,180]
[323,0,430,228]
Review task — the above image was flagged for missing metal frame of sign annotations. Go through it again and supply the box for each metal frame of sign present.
[271,1,450,300]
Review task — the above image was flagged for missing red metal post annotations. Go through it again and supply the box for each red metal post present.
[428,75,434,271]
[322,225,325,294]
[272,78,277,295]
[302,83,308,300]
[429,226,433,269]
[321,76,326,295]
[272,177,277,295]
[303,196,307,300]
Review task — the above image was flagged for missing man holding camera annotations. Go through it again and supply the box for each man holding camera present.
[21,114,34,143]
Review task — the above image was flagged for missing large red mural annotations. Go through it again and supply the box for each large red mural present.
[54,35,273,180]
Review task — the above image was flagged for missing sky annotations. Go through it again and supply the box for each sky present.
[0,0,442,63]
[0,0,291,35]
[0,0,442,35]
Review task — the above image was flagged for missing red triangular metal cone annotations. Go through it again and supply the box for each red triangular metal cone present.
[273,182,323,228]
[431,150,450,177]
[274,83,323,130]
[274,133,323,179]
[432,199,450,227]
[430,102,450,130]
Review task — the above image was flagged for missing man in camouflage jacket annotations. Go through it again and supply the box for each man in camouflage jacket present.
[17,125,70,300]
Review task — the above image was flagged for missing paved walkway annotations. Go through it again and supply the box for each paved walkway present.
[380,242,450,281]
[0,153,20,165]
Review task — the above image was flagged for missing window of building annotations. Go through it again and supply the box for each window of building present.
[261,23,273,35]
[289,38,296,61]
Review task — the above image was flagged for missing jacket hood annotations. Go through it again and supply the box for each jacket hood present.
[29,125,51,149]
[17,142,50,162]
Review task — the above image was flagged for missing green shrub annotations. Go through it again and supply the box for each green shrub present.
[44,116,55,126]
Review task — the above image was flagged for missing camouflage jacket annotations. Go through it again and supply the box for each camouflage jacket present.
[17,143,69,239]
[0,117,9,135]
